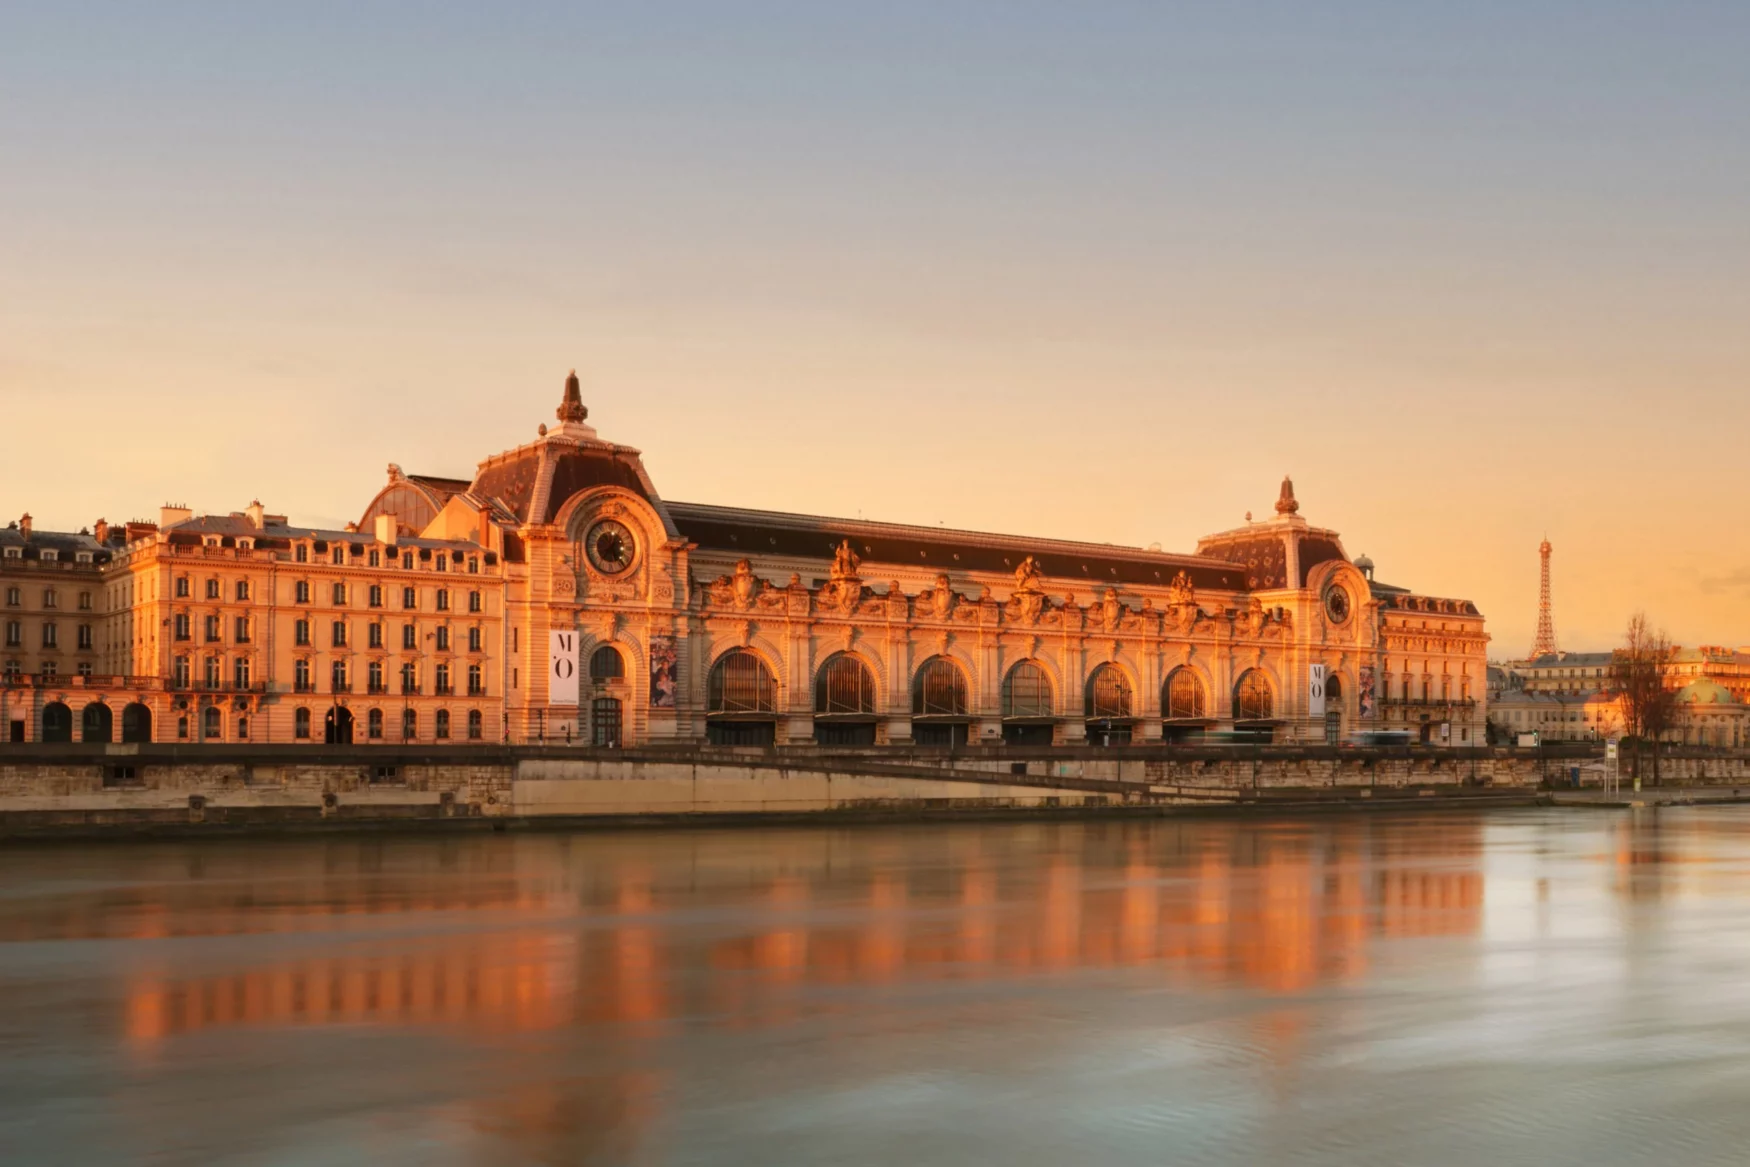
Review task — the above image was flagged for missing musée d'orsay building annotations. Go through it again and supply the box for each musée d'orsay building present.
[2,373,1488,748]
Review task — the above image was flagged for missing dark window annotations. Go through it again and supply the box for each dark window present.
[202,706,221,739]
[235,580,249,601]
[77,623,93,650]
[468,627,482,653]
[590,645,624,682]
[294,707,311,739]
[368,708,384,739]
[295,580,310,604]
[294,619,311,646]
[435,663,451,694]
[436,589,449,611]
[368,623,383,649]
[402,708,417,740]
[294,659,312,691]
[331,621,347,648]
[468,664,484,696]
[468,590,481,613]
[369,585,383,607]
[402,587,416,609]
[435,709,450,739]
[331,582,347,605]
[204,614,221,642]
[205,578,220,600]
[173,614,190,641]
[435,627,449,652]
[175,577,190,598]
[368,660,385,693]
[234,616,250,643]
[467,709,483,740]
[330,659,348,691]
[402,624,417,650]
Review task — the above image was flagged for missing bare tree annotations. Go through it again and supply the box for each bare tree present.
[1611,612,1677,785]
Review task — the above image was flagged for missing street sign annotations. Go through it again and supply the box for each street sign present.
[1606,739,1619,760]
[1308,664,1327,717]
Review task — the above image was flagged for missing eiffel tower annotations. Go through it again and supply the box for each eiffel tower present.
[1530,538,1558,658]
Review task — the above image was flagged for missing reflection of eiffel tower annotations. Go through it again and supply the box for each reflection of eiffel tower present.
[1531,538,1558,658]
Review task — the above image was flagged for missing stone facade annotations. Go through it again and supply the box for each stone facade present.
[2,373,1490,748]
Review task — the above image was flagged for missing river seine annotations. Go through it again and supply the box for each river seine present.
[4,809,1750,1165]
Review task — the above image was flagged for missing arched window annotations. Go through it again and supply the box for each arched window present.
[403,708,417,740]
[1085,665,1133,719]
[122,703,153,744]
[81,702,113,744]
[1164,669,1206,719]
[368,708,384,739]
[590,645,625,682]
[815,654,877,716]
[1002,661,1053,719]
[435,709,450,739]
[40,701,72,743]
[467,709,483,740]
[708,650,777,714]
[201,706,221,739]
[913,657,969,717]
[1234,669,1274,720]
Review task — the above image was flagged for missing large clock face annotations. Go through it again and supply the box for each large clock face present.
[585,520,635,575]
[1324,585,1351,626]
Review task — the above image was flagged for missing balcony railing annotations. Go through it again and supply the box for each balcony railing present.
[0,673,162,690]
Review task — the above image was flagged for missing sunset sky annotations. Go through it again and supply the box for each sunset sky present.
[4,2,1748,656]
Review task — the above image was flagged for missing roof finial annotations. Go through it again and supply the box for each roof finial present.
[1274,475,1299,515]
[556,369,588,425]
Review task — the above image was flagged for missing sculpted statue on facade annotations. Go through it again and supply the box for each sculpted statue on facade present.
[1101,589,1122,630]
[731,559,759,608]
[1168,570,1196,608]
[831,539,861,582]
[1013,555,1043,593]
[926,573,956,621]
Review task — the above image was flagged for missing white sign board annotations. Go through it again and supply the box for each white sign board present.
[1606,739,1619,760]
[1308,664,1327,717]
[548,631,579,705]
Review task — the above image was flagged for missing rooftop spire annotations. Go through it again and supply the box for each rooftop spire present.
[556,369,588,425]
[1274,475,1299,515]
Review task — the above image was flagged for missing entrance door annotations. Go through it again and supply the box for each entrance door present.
[121,703,153,743]
[325,706,355,744]
[1324,676,1344,744]
[592,697,622,747]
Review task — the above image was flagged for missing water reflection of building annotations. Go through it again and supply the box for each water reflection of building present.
[104,823,1489,1053]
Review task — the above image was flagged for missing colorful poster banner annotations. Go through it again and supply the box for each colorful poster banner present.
[649,634,676,708]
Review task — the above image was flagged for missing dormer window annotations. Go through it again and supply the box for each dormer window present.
[75,552,92,564]
[40,549,58,562]
[295,543,309,563]
[2,547,19,559]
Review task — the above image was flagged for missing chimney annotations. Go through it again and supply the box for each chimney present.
[246,500,265,529]
[94,518,109,545]
[160,504,193,528]
[374,513,398,544]
[19,513,31,535]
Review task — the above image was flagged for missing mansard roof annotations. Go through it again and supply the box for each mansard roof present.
[667,502,1252,592]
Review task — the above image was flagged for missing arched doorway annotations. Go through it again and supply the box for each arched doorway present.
[912,656,970,748]
[324,706,354,745]
[41,701,72,743]
[707,650,778,746]
[1324,674,1344,744]
[121,703,152,743]
[814,653,877,746]
[1001,660,1055,746]
[81,702,113,744]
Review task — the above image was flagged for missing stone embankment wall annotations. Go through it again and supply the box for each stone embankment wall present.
[0,743,1658,836]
